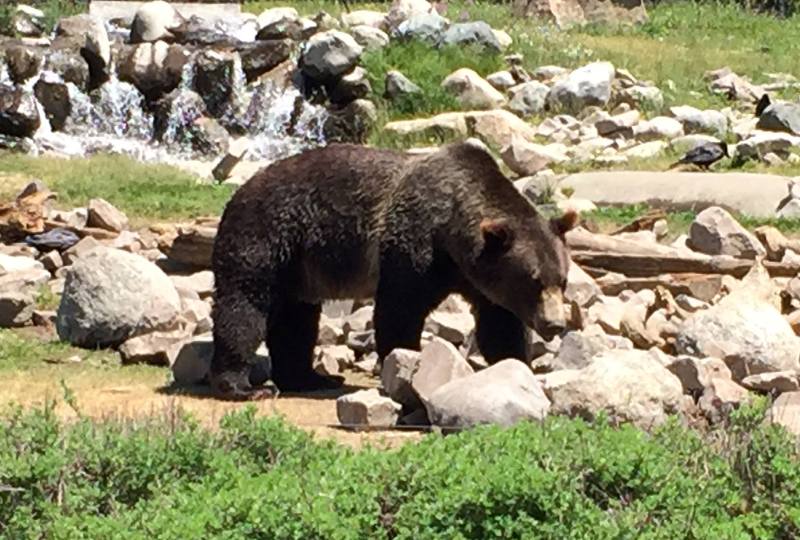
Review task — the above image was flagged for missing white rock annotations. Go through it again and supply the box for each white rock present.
[623,140,668,160]
[669,105,728,137]
[634,116,684,141]
[500,136,568,176]
[547,349,684,428]
[350,25,390,50]
[427,359,550,429]
[130,0,185,43]
[507,81,550,117]
[257,7,299,29]
[119,329,192,366]
[381,348,422,409]
[546,61,615,114]
[486,70,516,91]
[341,9,386,29]
[441,68,506,110]
[170,271,214,299]
[343,305,374,334]
[337,388,401,427]
[0,253,44,274]
[56,247,181,348]
[411,337,474,407]
[565,263,601,308]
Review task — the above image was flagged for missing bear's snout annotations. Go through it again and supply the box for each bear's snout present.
[535,286,567,339]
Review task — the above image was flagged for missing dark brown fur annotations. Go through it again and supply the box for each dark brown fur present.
[209,141,575,400]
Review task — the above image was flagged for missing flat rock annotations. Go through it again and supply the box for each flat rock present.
[427,359,550,429]
[441,68,506,110]
[119,328,192,366]
[687,206,765,259]
[337,388,402,427]
[561,171,790,219]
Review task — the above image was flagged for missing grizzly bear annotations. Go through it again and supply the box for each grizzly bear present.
[209,141,577,400]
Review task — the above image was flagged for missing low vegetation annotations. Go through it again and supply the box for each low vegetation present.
[1,400,800,538]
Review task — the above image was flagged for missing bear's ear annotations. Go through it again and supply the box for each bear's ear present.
[480,218,514,255]
[550,210,580,238]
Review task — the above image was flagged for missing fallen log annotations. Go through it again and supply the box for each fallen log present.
[566,227,697,257]
[573,251,800,279]
[592,272,725,302]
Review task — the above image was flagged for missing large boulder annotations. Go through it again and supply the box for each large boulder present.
[0,84,40,138]
[118,42,191,100]
[33,73,71,132]
[427,359,551,429]
[299,30,362,83]
[687,206,766,259]
[411,337,474,408]
[192,50,241,120]
[507,81,550,118]
[4,45,42,84]
[676,270,800,382]
[546,61,615,114]
[56,247,182,348]
[42,48,89,91]
[130,0,186,44]
[756,102,800,137]
[545,349,683,428]
[55,14,112,89]
[238,39,293,83]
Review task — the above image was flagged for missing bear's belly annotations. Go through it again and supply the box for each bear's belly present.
[296,242,379,303]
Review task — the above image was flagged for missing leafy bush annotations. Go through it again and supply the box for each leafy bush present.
[2,401,800,538]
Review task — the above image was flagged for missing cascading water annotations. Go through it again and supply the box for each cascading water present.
[5,15,331,177]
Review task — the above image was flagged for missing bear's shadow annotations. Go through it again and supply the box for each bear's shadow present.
[155,381,369,401]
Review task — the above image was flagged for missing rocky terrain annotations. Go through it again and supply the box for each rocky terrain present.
[1,0,800,440]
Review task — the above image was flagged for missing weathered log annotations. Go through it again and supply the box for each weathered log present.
[592,272,725,302]
[566,227,699,257]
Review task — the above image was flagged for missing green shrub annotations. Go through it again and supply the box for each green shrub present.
[3,402,800,538]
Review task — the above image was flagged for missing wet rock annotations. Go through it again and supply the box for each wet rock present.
[300,30,362,83]
[56,247,182,348]
[118,42,191,100]
[687,206,766,259]
[190,117,231,155]
[756,102,800,136]
[428,359,550,429]
[411,337,474,407]
[0,291,34,327]
[381,348,423,410]
[441,68,506,110]
[384,70,421,100]
[323,98,376,143]
[238,39,293,83]
[55,14,111,89]
[741,371,800,394]
[547,61,615,114]
[329,66,372,105]
[130,0,186,43]
[350,25,390,50]
[507,81,549,118]
[119,328,192,366]
[4,45,41,84]
[441,21,501,51]
[337,388,401,427]
[153,88,207,145]
[0,84,40,138]
[87,198,129,233]
[547,349,683,428]
[33,73,71,132]
[192,50,240,120]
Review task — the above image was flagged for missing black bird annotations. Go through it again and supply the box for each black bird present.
[669,141,729,171]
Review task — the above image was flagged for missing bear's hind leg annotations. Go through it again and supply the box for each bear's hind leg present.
[210,288,273,401]
[474,297,528,363]
[268,300,345,392]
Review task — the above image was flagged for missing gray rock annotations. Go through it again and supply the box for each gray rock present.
[427,359,550,429]
[0,291,34,328]
[507,81,549,118]
[547,349,684,428]
[734,132,800,162]
[87,198,129,233]
[337,388,402,427]
[547,62,615,114]
[341,10,387,29]
[300,30,363,82]
[441,21,501,51]
[130,0,186,43]
[441,68,506,110]
[500,137,568,176]
[0,84,40,138]
[118,42,191,99]
[384,70,422,100]
[676,267,800,381]
[170,270,214,300]
[394,13,448,44]
[565,263,601,308]
[411,337,474,407]
[180,297,212,334]
[633,116,683,141]
[256,7,299,30]
[424,308,474,346]
[238,40,293,83]
[669,105,728,137]
[756,102,800,136]
[56,247,182,348]
[381,348,423,409]
[55,14,111,89]
[322,98,377,144]
[192,50,241,121]
[329,66,372,105]
[664,355,730,395]
[171,334,213,385]
[385,0,434,30]
[553,327,611,370]
[486,70,516,91]
[687,206,766,259]
[614,84,664,111]
[13,5,46,37]
[741,371,800,394]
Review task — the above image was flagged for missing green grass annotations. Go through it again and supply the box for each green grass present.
[0,329,117,372]
[0,153,235,223]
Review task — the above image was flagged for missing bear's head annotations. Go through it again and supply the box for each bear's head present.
[472,209,579,340]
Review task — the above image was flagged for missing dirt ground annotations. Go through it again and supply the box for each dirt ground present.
[0,329,422,450]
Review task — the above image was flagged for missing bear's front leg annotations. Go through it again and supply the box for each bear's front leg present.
[473,296,528,363]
